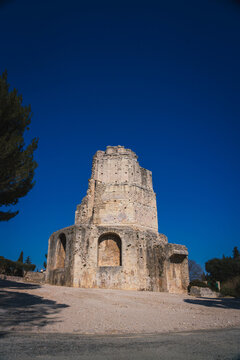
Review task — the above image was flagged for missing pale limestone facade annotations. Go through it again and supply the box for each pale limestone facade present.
[46,146,189,293]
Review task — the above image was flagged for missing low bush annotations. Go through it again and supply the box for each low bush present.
[207,279,220,292]
[0,256,36,276]
[187,279,209,292]
[220,276,240,298]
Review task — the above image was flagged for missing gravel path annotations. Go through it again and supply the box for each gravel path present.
[0,279,240,334]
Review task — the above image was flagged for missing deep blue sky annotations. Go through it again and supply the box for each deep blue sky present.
[0,0,239,271]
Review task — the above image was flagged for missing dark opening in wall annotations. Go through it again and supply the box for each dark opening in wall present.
[56,233,66,268]
[98,233,122,266]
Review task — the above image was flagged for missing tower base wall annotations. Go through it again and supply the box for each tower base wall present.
[46,225,189,293]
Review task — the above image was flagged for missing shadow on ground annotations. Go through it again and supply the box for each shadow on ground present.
[184,297,240,310]
[0,279,69,331]
[0,279,40,290]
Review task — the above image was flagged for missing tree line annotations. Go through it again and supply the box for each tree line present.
[189,246,240,297]
[0,251,36,277]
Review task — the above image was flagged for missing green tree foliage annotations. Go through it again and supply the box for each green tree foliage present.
[25,255,32,264]
[0,71,38,221]
[205,247,240,297]
[221,276,240,298]
[187,279,209,293]
[43,253,47,269]
[188,259,205,281]
[0,256,36,276]
[233,246,240,260]
[205,247,240,283]
[17,250,23,263]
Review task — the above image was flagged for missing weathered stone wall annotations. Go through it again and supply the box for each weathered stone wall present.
[73,225,149,290]
[75,146,158,233]
[72,225,170,291]
[24,271,45,284]
[190,286,219,298]
[46,145,189,293]
[165,243,189,293]
[46,226,75,286]
[0,273,45,284]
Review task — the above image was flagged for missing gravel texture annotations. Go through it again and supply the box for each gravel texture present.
[0,279,240,334]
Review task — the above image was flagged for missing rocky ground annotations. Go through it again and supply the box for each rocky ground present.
[0,279,240,334]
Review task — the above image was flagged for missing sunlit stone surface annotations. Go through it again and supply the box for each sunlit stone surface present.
[46,146,189,293]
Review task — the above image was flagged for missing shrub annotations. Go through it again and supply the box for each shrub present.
[220,287,237,297]
[220,276,240,298]
[0,256,35,276]
[23,263,36,272]
[187,279,209,292]
[207,279,220,292]
[205,251,240,283]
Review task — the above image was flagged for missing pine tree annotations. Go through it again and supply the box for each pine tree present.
[0,71,38,221]
[17,251,23,263]
[25,256,32,264]
[43,253,47,269]
[233,246,240,260]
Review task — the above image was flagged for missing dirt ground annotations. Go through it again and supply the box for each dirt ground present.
[0,279,240,334]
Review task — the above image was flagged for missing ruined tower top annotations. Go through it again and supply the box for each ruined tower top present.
[75,146,158,232]
[91,145,153,191]
[97,145,138,158]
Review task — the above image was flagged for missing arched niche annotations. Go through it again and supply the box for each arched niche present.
[55,233,66,268]
[98,233,122,267]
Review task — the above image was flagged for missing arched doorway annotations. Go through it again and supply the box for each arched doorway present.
[55,233,66,268]
[98,233,122,266]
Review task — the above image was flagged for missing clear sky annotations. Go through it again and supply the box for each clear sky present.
[0,0,239,271]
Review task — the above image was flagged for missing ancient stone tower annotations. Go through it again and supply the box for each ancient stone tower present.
[46,146,189,293]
